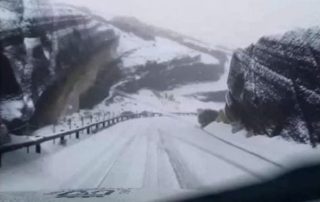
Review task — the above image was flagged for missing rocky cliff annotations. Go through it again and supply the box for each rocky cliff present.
[0,0,119,134]
[0,1,230,138]
[226,27,320,146]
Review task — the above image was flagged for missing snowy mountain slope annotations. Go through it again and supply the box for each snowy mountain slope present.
[117,34,219,68]
[87,17,232,114]
[1,1,230,142]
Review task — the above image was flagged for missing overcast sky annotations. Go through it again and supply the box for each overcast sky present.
[54,0,320,48]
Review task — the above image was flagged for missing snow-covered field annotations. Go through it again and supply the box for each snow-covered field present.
[116,31,219,69]
[1,115,319,193]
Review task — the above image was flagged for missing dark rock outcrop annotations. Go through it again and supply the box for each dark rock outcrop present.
[198,109,219,128]
[226,27,320,145]
[0,2,230,138]
[190,90,227,103]
[0,0,119,133]
[119,56,224,93]
[0,119,10,145]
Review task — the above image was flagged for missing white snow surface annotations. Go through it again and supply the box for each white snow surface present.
[205,122,320,166]
[117,33,219,68]
[0,100,24,121]
[129,89,225,113]
[1,116,319,192]
[92,87,224,118]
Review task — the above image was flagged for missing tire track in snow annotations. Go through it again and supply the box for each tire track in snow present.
[62,134,137,189]
[142,128,158,188]
[174,115,285,169]
[171,135,267,181]
[202,129,285,169]
[158,129,202,189]
[59,127,134,189]
[142,129,180,189]
[96,133,139,188]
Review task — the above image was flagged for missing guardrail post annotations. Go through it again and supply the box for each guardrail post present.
[60,136,66,145]
[0,154,2,168]
[35,144,41,154]
[27,146,30,153]
[87,127,90,134]
[76,131,79,139]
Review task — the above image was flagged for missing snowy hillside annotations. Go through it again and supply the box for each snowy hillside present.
[86,17,232,115]
[117,34,219,68]
[1,0,230,133]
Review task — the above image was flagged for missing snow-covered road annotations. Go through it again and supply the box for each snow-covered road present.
[0,116,286,192]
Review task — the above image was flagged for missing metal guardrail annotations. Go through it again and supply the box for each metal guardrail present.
[0,112,163,167]
[173,112,198,116]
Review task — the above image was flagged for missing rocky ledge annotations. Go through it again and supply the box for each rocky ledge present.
[226,27,320,146]
[0,0,119,136]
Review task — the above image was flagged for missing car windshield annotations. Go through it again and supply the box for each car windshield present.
[1,0,320,201]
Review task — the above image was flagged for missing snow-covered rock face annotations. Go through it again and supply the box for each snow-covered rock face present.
[226,27,320,145]
[0,0,119,132]
[1,2,230,136]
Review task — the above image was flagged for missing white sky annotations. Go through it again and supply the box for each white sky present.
[54,0,320,48]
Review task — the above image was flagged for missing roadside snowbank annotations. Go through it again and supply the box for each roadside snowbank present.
[205,122,320,166]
